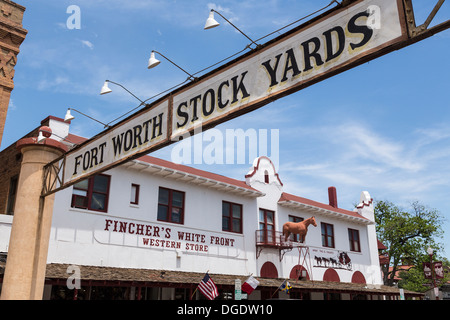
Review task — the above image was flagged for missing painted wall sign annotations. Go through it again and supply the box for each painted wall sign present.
[95,217,242,257]
[312,248,353,271]
[47,0,408,194]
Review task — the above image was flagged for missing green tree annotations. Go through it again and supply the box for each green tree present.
[374,200,445,287]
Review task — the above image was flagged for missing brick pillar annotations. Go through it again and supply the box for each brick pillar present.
[0,137,66,300]
[0,0,27,147]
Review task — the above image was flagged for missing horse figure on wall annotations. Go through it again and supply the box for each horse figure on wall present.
[282,216,317,243]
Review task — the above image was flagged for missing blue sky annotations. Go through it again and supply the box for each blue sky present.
[2,1,450,259]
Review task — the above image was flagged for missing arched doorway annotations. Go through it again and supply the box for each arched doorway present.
[323,268,340,282]
[351,271,366,284]
[260,261,278,278]
[289,265,310,280]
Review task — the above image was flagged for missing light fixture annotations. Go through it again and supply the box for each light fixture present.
[99,80,147,106]
[64,107,110,128]
[64,108,75,122]
[147,50,197,81]
[37,131,46,143]
[427,247,434,256]
[100,81,112,95]
[147,51,161,69]
[204,9,260,49]
[204,10,220,29]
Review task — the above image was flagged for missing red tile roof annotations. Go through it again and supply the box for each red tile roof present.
[278,192,369,222]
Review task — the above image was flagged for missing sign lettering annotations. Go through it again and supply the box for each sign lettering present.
[52,0,408,192]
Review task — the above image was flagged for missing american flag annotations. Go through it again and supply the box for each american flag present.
[198,273,219,300]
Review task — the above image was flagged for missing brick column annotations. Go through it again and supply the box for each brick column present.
[1,137,66,300]
[0,0,27,147]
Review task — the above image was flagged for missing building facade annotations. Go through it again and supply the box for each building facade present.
[0,116,422,300]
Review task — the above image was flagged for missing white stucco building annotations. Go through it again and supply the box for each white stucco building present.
[0,116,421,300]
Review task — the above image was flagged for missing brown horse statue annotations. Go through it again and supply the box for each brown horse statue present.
[282,216,317,242]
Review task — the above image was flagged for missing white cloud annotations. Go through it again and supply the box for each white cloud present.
[80,40,94,50]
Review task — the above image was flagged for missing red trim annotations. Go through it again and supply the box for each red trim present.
[323,268,340,282]
[41,115,68,125]
[357,198,373,209]
[16,137,68,153]
[279,192,368,221]
[260,261,278,279]
[245,156,283,186]
[290,265,310,280]
[351,271,366,284]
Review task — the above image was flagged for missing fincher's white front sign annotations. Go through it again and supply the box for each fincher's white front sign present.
[61,0,405,187]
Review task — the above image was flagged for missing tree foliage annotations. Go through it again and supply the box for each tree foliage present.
[374,200,445,287]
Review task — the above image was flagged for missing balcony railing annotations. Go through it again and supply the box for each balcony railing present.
[255,229,301,260]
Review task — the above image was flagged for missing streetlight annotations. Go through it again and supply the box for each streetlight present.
[426,247,439,300]
[204,9,260,49]
[148,50,197,81]
[64,108,111,128]
[100,80,147,106]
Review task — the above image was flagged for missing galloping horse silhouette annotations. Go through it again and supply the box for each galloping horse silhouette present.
[282,216,317,242]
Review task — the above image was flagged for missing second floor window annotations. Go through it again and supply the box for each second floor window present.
[71,174,111,212]
[222,201,242,233]
[130,184,140,205]
[157,187,184,224]
[288,215,304,242]
[348,228,361,252]
[259,208,275,244]
[321,222,335,248]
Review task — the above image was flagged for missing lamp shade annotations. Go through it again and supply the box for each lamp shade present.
[64,109,75,122]
[100,81,112,95]
[204,11,220,30]
[147,51,161,69]
[37,131,46,143]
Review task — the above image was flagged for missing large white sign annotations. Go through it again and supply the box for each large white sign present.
[56,0,406,189]
[170,0,405,139]
[64,100,168,184]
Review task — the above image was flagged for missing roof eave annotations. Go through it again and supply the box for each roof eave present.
[278,200,373,225]
[125,159,265,198]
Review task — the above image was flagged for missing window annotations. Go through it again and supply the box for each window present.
[288,215,304,242]
[71,174,111,212]
[130,184,140,205]
[321,222,335,248]
[6,175,18,215]
[348,228,361,252]
[157,187,185,224]
[222,201,242,233]
[264,170,269,184]
[259,209,275,244]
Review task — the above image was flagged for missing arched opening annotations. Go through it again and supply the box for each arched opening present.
[351,271,366,284]
[260,261,278,278]
[323,268,340,282]
[289,265,310,280]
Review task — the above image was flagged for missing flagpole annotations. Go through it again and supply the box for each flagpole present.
[271,280,284,298]
[190,287,198,300]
